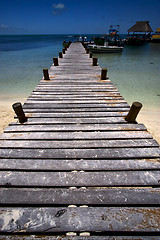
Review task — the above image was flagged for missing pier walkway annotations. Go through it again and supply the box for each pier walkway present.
[0,42,160,239]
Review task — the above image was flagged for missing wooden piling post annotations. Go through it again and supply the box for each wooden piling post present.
[93,57,98,66]
[89,52,92,58]
[86,48,89,54]
[12,102,27,123]
[101,68,108,80]
[125,102,142,123]
[62,48,66,54]
[53,57,59,66]
[59,52,63,58]
[43,68,50,80]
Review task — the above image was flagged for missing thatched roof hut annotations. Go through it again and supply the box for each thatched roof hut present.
[128,21,153,33]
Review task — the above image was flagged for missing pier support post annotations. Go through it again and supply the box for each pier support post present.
[86,48,89,54]
[93,57,98,66]
[101,68,108,80]
[53,57,59,66]
[62,48,66,54]
[89,52,92,58]
[12,102,27,123]
[59,52,63,58]
[125,102,142,123]
[43,68,50,80]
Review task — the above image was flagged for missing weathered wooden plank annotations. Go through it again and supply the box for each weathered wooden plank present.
[0,207,160,232]
[7,117,131,124]
[29,96,123,100]
[32,91,121,96]
[37,84,115,88]
[0,237,159,240]
[0,188,160,205]
[25,100,127,104]
[0,159,160,171]
[34,87,117,92]
[42,74,101,80]
[0,236,158,240]
[0,147,159,159]
[23,108,129,113]
[49,70,101,75]
[23,103,129,109]
[38,81,111,85]
[0,131,152,140]
[22,112,127,118]
[5,123,147,132]
[1,171,160,187]
[0,139,158,149]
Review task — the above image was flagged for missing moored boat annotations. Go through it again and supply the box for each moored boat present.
[106,25,124,47]
[88,43,123,53]
[151,27,160,42]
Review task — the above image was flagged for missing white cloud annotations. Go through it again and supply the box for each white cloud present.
[0,24,9,29]
[53,3,64,9]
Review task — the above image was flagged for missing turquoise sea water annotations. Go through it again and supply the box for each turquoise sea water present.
[0,34,160,111]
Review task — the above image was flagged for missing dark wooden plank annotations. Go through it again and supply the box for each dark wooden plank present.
[0,147,160,159]
[25,99,126,104]
[0,207,159,232]
[32,91,121,96]
[0,159,160,171]
[34,88,117,92]
[34,84,116,89]
[0,236,158,240]
[49,70,101,75]
[0,188,160,205]
[0,131,152,140]
[5,123,147,132]
[22,112,127,118]
[1,147,159,159]
[11,117,127,124]
[0,139,158,149]
[38,81,111,85]
[0,170,160,187]
[29,96,123,100]
[23,103,129,109]
[23,108,129,113]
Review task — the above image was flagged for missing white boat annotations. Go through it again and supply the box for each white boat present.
[88,43,123,53]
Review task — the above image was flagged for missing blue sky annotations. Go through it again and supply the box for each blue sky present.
[0,0,160,34]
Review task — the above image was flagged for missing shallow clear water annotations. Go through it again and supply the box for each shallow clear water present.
[96,43,160,111]
[0,35,160,111]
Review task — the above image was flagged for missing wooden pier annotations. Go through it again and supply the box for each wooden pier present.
[0,42,160,239]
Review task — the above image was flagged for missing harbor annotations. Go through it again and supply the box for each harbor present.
[0,42,160,238]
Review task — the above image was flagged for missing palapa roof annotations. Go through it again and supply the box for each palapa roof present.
[128,21,153,33]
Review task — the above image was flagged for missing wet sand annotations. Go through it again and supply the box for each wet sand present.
[0,100,160,145]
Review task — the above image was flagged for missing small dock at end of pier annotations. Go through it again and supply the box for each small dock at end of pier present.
[0,42,160,239]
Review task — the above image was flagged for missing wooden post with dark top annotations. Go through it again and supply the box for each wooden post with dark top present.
[93,57,98,66]
[53,57,59,66]
[62,48,66,54]
[86,48,89,54]
[59,52,63,58]
[125,102,142,122]
[12,102,27,123]
[43,68,50,80]
[89,52,92,58]
[101,68,108,80]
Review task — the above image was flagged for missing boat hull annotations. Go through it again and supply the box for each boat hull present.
[88,45,123,53]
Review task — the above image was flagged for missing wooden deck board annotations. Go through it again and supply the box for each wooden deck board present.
[0,159,160,171]
[0,42,159,237]
[0,207,160,233]
[0,188,160,205]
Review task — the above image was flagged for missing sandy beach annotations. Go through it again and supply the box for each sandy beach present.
[0,99,26,134]
[0,99,160,145]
